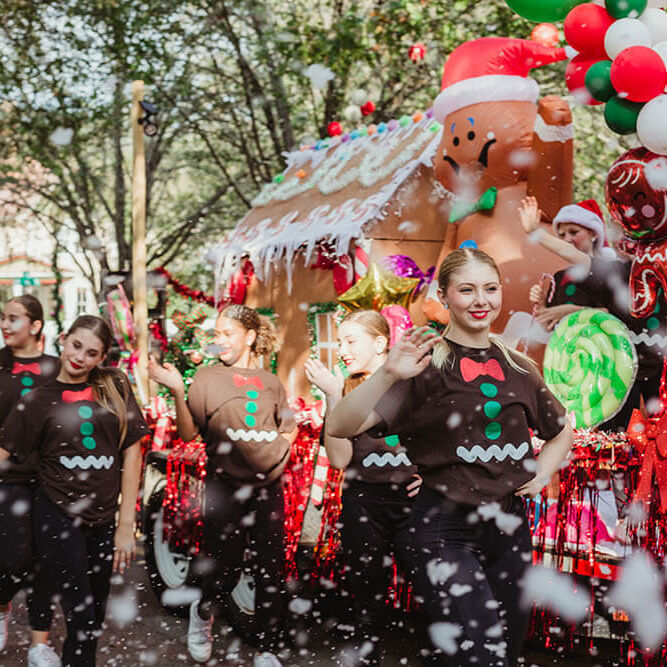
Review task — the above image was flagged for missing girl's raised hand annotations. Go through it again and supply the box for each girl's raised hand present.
[383,327,439,380]
[304,358,344,397]
[148,354,186,395]
[519,196,541,234]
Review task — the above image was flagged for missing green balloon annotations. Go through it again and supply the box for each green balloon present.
[604,97,644,135]
[506,0,585,22]
[605,0,647,19]
[585,61,615,103]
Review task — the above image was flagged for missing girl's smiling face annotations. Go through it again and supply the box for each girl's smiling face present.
[338,321,387,375]
[213,316,255,366]
[1,301,37,350]
[440,260,502,335]
[60,327,106,382]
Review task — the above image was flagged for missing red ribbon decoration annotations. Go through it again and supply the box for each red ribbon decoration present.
[460,357,505,383]
[62,387,94,403]
[627,408,667,512]
[232,374,264,390]
[12,362,41,375]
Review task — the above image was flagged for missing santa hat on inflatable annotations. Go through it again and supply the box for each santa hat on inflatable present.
[553,199,615,256]
[433,37,572,123]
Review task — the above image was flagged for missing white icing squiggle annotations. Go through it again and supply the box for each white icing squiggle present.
[225,428,279,442]
[362,452,412,468]
[534,115,574,144]
[456,441,529,463]
[628,330,667,348]
[59,455,114,470]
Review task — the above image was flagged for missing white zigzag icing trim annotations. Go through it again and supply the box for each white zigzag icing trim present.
[628,330,667,348]
[225,427,279,442]
[59,455,115,470]
[362,452,412,468]
[456,441,529,463]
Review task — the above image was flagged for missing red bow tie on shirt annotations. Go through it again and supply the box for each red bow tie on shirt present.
[233,373,264,390]
[62,387,94,403]
[12,362,41,375]
[460,357,505,383]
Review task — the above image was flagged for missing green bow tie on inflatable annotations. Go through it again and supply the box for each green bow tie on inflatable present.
[448,187,498,224]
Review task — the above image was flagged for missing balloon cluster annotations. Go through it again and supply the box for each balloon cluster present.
[563,1,667,153]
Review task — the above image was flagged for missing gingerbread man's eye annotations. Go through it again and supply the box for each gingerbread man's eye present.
[467,131,475,141]
[453,136,460,147]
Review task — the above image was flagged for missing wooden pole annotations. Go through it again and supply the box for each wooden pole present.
[131,80,149,404]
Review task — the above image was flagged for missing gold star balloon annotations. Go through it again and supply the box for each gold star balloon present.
[338,263,420,311]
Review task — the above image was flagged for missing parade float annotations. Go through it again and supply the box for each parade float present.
[129,1,667,661]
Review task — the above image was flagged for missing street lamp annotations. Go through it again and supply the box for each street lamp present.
[138,101,158,137]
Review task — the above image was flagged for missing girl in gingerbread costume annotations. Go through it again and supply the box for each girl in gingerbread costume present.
[0,315,149,667]
[0,295,60,666]
[328,248,573,666]
[305,310,420,665]
[149,304,295,667]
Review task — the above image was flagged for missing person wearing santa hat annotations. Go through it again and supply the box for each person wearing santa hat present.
[519,195,665,432]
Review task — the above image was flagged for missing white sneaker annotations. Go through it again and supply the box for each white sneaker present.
[0,606,9,652]
[187,600,213,663]
[253,652,282,667]
[28,643,62,667]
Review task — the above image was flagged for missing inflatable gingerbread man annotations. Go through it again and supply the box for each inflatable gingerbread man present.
[423,37,576,343]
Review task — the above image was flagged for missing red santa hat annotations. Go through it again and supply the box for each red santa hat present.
[433,37,571,123]
[553,199,610,249]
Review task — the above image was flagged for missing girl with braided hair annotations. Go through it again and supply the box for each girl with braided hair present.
[149,304,295,667]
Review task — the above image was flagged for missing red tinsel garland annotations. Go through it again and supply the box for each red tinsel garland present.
[155,266,216,306]
[149,318,169,352]
[162,438,207,555]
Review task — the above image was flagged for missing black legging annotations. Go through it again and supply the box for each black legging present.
[410,487,532,667]
[0,483,54,631]
[339,480,414,648]
[195,472,287,652]
[33,490,114,667]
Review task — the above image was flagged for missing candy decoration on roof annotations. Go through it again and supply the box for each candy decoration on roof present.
[360,101,376,116]
[531,23,560,47]
[327,121,343,137]
[506,0,586,22]
[408,42,426,62]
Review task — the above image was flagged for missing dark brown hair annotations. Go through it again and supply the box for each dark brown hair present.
[64,315,130,446]
[8,294,45,338]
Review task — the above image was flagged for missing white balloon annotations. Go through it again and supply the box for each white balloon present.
[640,8,667,42]
[605,18,653,58]
[654,40,667,67]
[637,94,667,155]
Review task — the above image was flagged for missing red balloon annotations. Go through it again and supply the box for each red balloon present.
[531,23,560,48]
[565,55,603,105]
[610,46,667,103]
[564,3,615,56]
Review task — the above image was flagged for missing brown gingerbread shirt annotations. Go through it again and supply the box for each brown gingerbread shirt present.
[187,364,295,485]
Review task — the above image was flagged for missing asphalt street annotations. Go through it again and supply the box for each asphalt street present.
[0,548,625,666]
